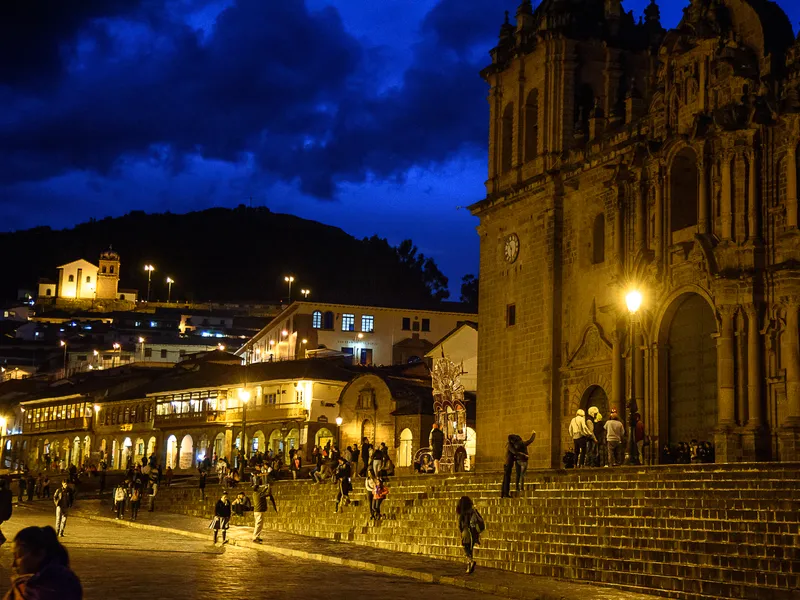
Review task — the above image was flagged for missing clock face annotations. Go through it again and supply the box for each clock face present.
[504,233,520,263]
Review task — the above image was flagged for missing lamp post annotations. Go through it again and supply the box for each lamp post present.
[138,337,145,363]
[166,277,174,303]
[281,329,289,360]
[59,340,67,378]
[144,265,155,302]
[353,332,364,365]
[625,289,643,466]
[284,275,294,302]
[301,288,310,299]
[0,417,6,470]
[238,389,251,471]
[112,342,120,369]
[335,416,343,451]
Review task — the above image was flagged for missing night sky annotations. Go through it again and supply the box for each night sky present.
[2,1,799,296]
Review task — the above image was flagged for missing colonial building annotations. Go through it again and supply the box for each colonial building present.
[37,248,138,303]
[236,301,477,367]
[470,0,800,467]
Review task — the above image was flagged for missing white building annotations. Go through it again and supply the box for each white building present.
[37,249,138,302]
[425,322,478,393]
[236,301,477,367]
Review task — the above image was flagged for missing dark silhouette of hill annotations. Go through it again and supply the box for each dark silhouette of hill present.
[0,206,452,306]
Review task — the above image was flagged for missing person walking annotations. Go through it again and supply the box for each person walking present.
[333,456,352,513]
[128,486,141,521]
[456,496,484,575]
[113,483,128,520]
[210,491,232,545]
[199,471,207,500]
[429,424,444,474]
[53,481,71,538]
[513,431,536,493]
[604,409,625,467]
[5,526,82,600]
[0,480,13,546]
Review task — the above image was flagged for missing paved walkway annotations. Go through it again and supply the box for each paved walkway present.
[62,499,660,600]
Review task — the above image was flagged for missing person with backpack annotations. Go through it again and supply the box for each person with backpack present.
[456,495,484,574]
[113,483,128,520]
[128,486,142,521]
[0,479,13,546]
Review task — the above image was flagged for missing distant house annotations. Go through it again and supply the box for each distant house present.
[37,248,138,303]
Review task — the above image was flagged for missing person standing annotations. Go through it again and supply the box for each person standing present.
[165,466,173,487]
[5,526,82,600]
[53,481,71,537]
[17,477,26,503]
[251,483,275,543]
[590,408,606,467]
[604,409,625,467]
[429,424,444,474]
[634,412,645,464]
[333,456,352,513]
[148,481,158,512]
[370,445,384,479]
[210,491,231,545]
[25,475,35,503]
[0,480,13,546]
[372,477,388,520]
[199,471,207,500]
[113,483,128,520]
[359,439,371,478]
[365,472,377,520]
[128,486,141,521]
[456,496,484,575]
[41,476,50,500]
[568,409,591,468]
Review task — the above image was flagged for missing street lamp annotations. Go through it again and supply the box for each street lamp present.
[625,289,643,465]
[138,337,145,362]
[112,342,120,369]
[238,389,251,471]
[281,329,288,360]
[301,288,310,299]
[166,277,174,303]
[144,265,155,302]
[284,275,294,301]
[59,340,67,378]
[336,416,343,450]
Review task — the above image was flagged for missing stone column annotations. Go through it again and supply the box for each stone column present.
[787,146,798,229]
[654,169,663,263]
[614,186,624,278]
[698,156,709,234]
[736,310,747,425]
[714,305,739,462]
[720,154,733,241]
[747,153,759,241]
[635,181,646,252]
[779,302,800,460]
[742,305,765,461]
[611,327,625,413]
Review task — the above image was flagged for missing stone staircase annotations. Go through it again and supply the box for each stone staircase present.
[157,464,800,600]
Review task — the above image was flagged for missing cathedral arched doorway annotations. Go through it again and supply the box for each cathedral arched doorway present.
[663,293,718,446]
[580,385,610,417]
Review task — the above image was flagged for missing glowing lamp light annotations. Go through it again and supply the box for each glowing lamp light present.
[335,416,343,427]
[59,340,66,347]
[625,290,643,314]
[357,333,364,340]
[113,342,120,350]
[281,330,288,337]
[218,344,226,351]
[93,350,99,356]
[0,417,6,429]
[269,340,275,346]
[93,404,101,414]
[301,339,308,345]
[138,337,145,343]
[238,389,251,403]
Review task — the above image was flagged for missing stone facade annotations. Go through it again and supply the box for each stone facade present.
[470,0,800,467]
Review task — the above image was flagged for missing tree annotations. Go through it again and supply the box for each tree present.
[460,274,478,306]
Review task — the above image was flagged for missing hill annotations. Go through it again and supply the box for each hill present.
[0,206,452,306]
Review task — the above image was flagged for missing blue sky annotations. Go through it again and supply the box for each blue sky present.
[1,0,798,298]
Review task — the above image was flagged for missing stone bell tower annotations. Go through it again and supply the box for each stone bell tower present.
[96,247,121,300]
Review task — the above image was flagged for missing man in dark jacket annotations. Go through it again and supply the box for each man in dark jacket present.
[53,480,71,537]
[333,457,352,513]
[251,482,276,543]
[359,439,372,478]
[429,424,445,474]
[501,431,536,498]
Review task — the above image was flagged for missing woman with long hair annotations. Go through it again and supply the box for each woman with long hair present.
[4,526,82,600]
[456,495,484,574]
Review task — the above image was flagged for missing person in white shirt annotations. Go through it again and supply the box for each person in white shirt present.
[568,409,592,467]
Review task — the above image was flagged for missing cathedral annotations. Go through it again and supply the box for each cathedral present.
[469,0,800,467]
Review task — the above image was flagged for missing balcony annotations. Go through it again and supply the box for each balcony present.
[226,404,307,423]
[154,411,226,427]
[22,417,92,434]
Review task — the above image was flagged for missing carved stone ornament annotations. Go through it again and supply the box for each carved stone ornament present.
[567,324,613,366]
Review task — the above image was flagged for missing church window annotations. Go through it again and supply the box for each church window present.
[101,266,107,274]
[524,89,539,162]
[506,304,516,327]
[592,213,605,264]
[86,276,91,283]
[46,289,52,296]
[110,266,115,274]
[68,275,74,283]
[312,311,323,329]
[501,103,514,173]
[670,148,699,232]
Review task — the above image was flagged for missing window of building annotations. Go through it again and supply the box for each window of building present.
[361,315,374,333]
[312,311,323,329]
[421,318,430,332]
[101,266,107,274]
[110,266,115,274]
[357,387,375,410]
[265,393,277,405]
[501,102,514,173]
[342,313,355,332]
[296,389,304,404]
[120,294,126,300]
[402,317,411,331]
[160,349,168,359]
[524,89,539,162]
[412,321,420,332]
[144,348,152,358]
[46,289,52,296]
[68,275,74,282]
[179,350,186,358]
[507,304,516,327]
[323,311,334,330]
[670,148,699,232]
[592,213,605,264]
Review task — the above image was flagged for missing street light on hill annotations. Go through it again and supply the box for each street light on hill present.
[238,388,251,470]
[144,265,155,302]
[60,340,67,378]
[301,288,310,299]
[166,277,174,303]
[625,289,643,465]
[284,275,294,301]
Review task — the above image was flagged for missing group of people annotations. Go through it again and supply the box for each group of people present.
[309,438,395,485]
[661,440,715,464]
[209,467,277,545]
[567,407,646,468]
[112,466,159,520]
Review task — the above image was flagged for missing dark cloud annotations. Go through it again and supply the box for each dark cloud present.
[0,0,499,199]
